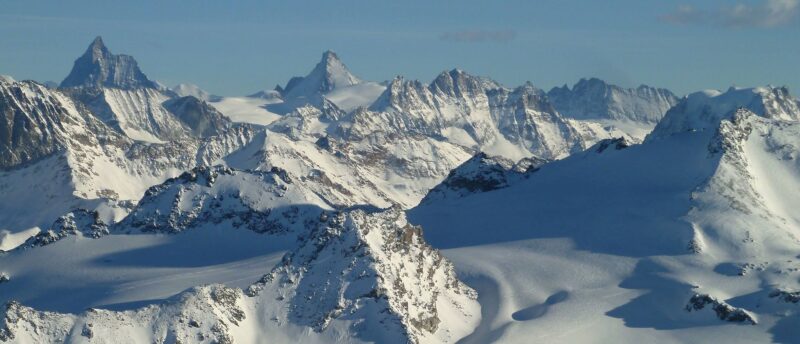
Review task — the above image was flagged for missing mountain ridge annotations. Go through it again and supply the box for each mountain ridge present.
[60,36,159,90]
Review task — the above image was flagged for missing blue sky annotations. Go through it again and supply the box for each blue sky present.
[0,0,798,96]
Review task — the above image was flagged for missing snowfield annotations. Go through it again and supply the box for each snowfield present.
[410,87,800,343]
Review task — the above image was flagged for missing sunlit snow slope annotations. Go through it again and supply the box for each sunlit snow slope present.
[410,86,800,343]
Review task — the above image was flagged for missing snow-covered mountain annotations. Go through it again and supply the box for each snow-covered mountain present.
[6,36,793,343]
[162,96,231,138]
[363,72,622,160]
[648,86,800,140]
[66,86,194,142]
[59,38,216,143]
[420,153,546,203]
[169,83,218,102]
[235,104,472,208]
[548,78,679,123]
[276,50,385,112]
[0,75,256,251]
[282,50,361,98]
[1,41,470,250]
[215,52,662,164]
[547,78,679,140]
[60,36,159,90]
[409,86,800,343]
[1,167,478,343]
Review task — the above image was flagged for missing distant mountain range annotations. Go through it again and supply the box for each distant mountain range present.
[2,36,799,343]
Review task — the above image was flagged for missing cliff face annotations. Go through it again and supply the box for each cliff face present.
[60,36,159,90]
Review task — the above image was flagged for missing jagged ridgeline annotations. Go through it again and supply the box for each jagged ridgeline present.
[1,167,478,343]
[410,86,800,342]
[6,35,800,343]
[0,37,681,249]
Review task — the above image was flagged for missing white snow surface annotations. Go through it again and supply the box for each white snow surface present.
[170,83,214,101]
[11,44,795,343]
[324,81,386,112]
[210,96,282,126]
[0,80,258,250]
[99,88,188,143]
[409,92,800,343]
[548,77,679,123]
[649,86,800,141]
[282,50,363,102]
[0,169,479,343]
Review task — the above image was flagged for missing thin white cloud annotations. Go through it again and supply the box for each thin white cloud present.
[661,0,799,28]
[439,30,517,43]
[661,5,706,25]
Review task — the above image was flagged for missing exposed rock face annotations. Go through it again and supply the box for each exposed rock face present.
[592,136,633,153]
[120,166,331,235]
[267,99,345,139]
[1,207,478,343]
[648,86,800,141]
[0,79,128,170]
[430,69,503,99]
[0,76,262,249]
[0,80,70,169]
[230,110,473,209]
[0,285,248,344]
[548,78,679,123]
[769,290,800,304]
[65,86,192,142]
[14,210,108,250]
[246,207,479,343]
[364,73,620,160]
[60,36,159,90]
[685,294,757,325]
[421,152,547,203]
[162,96,231,138]
[280,50,362,107]
[58,37,237,143]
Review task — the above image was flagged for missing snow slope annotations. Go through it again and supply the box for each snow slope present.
[169,83,217,102]
[4,37,758,343]
[548,77,679,123]
[223,55,647,163]
[409,86,800,343]
[281,50,363,107]
[0,78,259,250]
[228,114,472,208]
[324,82,386,112]
[1,168,478,344]
[210,96,282,126]
[366,73,622,161]
[92,87,188,143]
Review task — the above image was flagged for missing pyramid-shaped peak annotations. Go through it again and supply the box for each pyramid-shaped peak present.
[434,68,471,80]
[83,36,112,60]
[282,50,362,100]
[313,50,359,85]
[60,36,157,89]
[90,36,105,49]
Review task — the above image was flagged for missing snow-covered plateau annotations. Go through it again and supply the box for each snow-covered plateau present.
[2,37,799,343]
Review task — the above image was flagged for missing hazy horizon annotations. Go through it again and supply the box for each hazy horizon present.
[1,0,798,96]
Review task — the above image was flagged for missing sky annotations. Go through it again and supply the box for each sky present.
[0,0,798,96]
